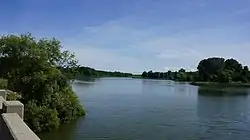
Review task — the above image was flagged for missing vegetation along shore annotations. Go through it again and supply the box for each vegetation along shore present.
[141,57,250,86]
[0,33,133,133]
[1,33,250,134]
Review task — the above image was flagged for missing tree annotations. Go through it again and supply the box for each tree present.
[224,59,243,82]
[142,71,148,77]
[197,57,225,81]
[141,57,250,83]
[241,66,250,83]
[75,66,132,79]
[167,70,173,80]
[0,33,85,132]
[147,71,153,78]
[216,70,233,83]
[178,68,186,73]
[224,59,242,72]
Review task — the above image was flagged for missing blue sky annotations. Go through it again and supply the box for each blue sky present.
[0,0,250,73]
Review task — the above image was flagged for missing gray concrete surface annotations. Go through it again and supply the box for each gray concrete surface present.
[3,101,24,120]
[0,89,40,140]
[1,113,40,140]
[0,90,7,100]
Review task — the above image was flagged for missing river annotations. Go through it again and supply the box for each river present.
[40,78,250,140]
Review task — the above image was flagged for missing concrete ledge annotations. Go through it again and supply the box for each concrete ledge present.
[0,96,4,114]
[0,96,4,109]
[3,101,24,120]
[0,89,40,140]
[0,89,7,100]
[2,113,40,140]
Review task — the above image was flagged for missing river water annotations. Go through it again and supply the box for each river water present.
[40,78,250,140]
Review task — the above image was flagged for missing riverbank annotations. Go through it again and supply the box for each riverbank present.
[41,78,250,140]
[132,77,250,88]
[131,76,174,80]
[191,81,250,87]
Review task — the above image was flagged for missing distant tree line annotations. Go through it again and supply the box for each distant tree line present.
[142,69,197,82]
[142,57,250,83]
[75,66,132,80]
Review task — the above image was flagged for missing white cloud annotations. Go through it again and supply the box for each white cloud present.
[156,49,202,59]
[68,45,140,72]
[61,14,250,73]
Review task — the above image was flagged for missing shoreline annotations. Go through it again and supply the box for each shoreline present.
[191,81,250,87]
[133,77,250,87]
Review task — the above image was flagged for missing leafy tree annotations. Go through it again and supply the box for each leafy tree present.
[142,71,148,77]
[224,59,242,72]
[241,66,250,83]
[75,66,132,79]
[141,57,250,83]
[197,57,249,83]
[216,70,233,83]
[197,57,225,81]
[0,33,85,132]
[224,59,243,81]
[167,70,173,80]
[179,68,186,73]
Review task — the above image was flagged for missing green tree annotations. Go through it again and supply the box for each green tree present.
[224,59,242,72]
[241,66,250,83]
[167,70,173,80]
[197,57,225,81]
[0,33,85,132]
[142,71,147,77]
[224,58,243,81]
[216,70,233,83]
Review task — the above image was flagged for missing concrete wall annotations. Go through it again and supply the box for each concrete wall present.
[0,89,40,140]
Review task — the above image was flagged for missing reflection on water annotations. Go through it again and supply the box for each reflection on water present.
[198,87,250,96]
[197,90,250,139]
[38,118,82,140]
[40,78,250,140]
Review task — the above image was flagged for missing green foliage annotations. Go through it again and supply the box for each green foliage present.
[75,66,132,80]
[197,57,250,83]
[197,57,225,81]
[141,70,195,82]
[0,33,85,133]
[25,100,60,132]
[142,71,148,77]
[0,78,7,89]
[6,90,22,101]
[141,57,250,83]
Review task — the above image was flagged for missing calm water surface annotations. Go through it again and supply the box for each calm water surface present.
[40,78,250,140]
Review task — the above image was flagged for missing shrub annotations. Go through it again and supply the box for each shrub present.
[6,90,22,101]
[25,100,60,132]
[0,33,85,132]
[0,78,7,89]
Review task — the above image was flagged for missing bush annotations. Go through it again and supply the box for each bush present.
[0,78,7,89]
[6,90,22,101]
[56,89,85,123]
[25,100,60,132]
[0,33,85,132]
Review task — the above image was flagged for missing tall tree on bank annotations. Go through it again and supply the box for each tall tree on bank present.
[197,57,249,83]
[141,57,250,83]
[0,33,85,132]
[197,57,225,81]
